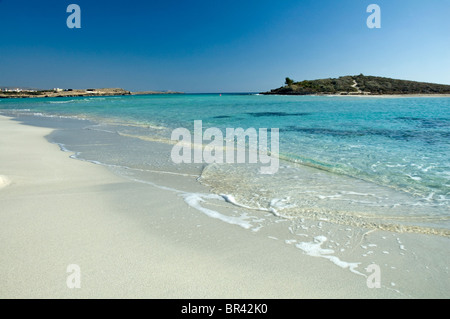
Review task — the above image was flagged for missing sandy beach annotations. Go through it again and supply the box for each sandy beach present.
[0,114,414,298]
[2,0,450,303]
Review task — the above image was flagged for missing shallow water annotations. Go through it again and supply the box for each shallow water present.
[1,94,449,236]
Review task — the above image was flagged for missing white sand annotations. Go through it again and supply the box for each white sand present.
[0,115,403,298]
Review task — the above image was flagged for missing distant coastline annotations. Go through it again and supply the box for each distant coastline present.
[131,91,184,96]
[3,75,450,98]
[0,88,184,99]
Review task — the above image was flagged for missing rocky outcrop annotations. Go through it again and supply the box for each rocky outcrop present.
[262,75,450,95]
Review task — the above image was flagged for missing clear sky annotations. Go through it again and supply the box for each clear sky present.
[1,0,449,92]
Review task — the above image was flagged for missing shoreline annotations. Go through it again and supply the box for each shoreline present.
[1,114,449,298]
[0,88,131,99]
[260,93,450,98]
[0,115,399,298]
[3,91,450,99]
[0,88,183,99]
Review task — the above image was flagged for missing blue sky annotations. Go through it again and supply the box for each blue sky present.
[1,0,449,92]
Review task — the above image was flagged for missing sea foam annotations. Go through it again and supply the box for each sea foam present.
[296,236,364,276]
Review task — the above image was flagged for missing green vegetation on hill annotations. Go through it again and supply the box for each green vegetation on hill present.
[262,75,450,95]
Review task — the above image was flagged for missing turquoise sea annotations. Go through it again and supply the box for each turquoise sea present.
[1,94,449,235]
